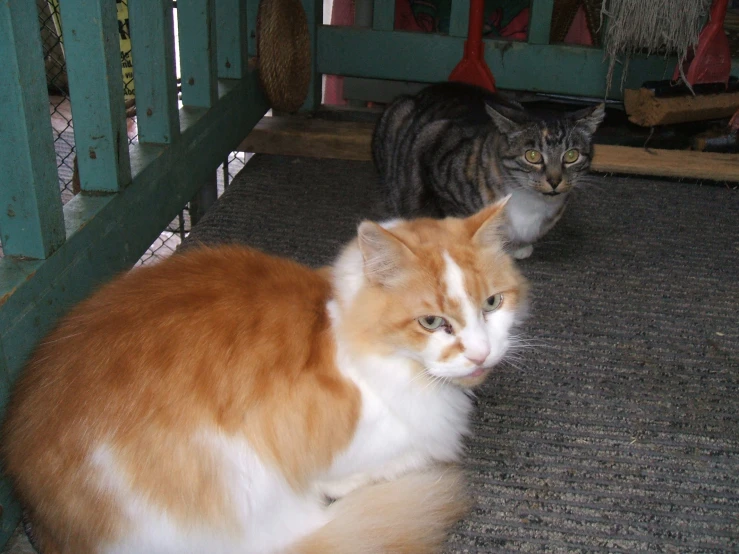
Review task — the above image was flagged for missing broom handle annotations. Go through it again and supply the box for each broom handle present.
[466,0,484,59]
[709,0,727,25]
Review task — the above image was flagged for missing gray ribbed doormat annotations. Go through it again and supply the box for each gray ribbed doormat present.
[189,154,739,552]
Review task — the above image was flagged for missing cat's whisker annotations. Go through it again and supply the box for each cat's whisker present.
[417,370,441,393]
[508,340,551,350]
[516,343,551,351]
[500,357,527,372]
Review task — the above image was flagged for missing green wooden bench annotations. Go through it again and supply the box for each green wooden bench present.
[1,0,736,546]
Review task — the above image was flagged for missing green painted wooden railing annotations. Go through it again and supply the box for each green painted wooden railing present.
[0,0,276,543]
[322,0,738,101]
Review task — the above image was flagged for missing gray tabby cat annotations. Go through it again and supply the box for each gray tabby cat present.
[372,82,605,259]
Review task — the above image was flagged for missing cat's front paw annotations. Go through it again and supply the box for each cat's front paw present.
[512,245,533,259]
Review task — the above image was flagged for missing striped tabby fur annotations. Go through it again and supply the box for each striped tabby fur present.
[372,82,605,259]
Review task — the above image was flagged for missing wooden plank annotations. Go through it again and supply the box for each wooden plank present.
[528,0,554,44]
[238,116,739,182]
[128,0,181,143]
[216,0,248,78]
[372,0,394,31]
[59,0,132,192]
[316,26,677,99]
[448,0,470,37]
[238,116,374,160]
[624,88,739,127]
[0,0,65,259]
[177,0,218,107]
[301,0,323,111]
[591,145,739,182]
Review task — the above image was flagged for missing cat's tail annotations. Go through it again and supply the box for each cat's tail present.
[289,466,469,554]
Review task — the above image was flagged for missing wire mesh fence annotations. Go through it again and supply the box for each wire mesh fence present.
[135,152,251,266]
[3,0,253,265]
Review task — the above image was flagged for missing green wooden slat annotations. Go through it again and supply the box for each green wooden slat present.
[0,0,65,259]
[528,0,554,45]
[372,0,394,31]
[0,478,21,553]
[301,0,322,111]
[448,0,470,37]
[128,0,181,144]
[0,337,22,548]
[216,0,248,78]
[247,0,258,57]
[178,0,218,107]
[0,73,268,383]
[317,26,676,99]
[60,0,132,192]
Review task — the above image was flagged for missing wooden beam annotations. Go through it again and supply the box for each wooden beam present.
[238,116,375,160]
[238,116,739,182]
[528,0,554,45]
[177,0,218,108]
[372,0,395,31]
[0,0,65,259]
[128,0,181,144]
[316,26,677,100]
[591,144,739,182]
[60,0,132,192]
[624,87,739,127]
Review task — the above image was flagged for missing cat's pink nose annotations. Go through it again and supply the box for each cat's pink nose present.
[465,347,490,366]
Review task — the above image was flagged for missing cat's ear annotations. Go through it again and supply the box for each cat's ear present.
[572,103,605,135]
[485,104,520,134]
[357,222,414,286]
[467,196,510,248]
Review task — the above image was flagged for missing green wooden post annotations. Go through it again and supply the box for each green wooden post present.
[372,0,394,31]
[448,0,470,37]
[301,0,322,111]
[60,0,132,192]
[178,0,219,108]
[0,0,65,259]
[128,0,181,144]
[528,0,554,45]
[216,0,249,78]
[247,0,258,57]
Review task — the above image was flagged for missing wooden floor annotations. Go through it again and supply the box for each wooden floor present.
[238,115,739,183]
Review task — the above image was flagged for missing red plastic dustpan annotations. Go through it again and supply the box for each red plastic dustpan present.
[448,0,496,91]
[672,0,731,87]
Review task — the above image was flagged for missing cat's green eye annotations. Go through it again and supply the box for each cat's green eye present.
[563,149,580,163]
[524,150,542,164]
[483,294,504,312]
[418,315,447,331]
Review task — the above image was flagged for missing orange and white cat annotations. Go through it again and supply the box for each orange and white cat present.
[2,199,527,554]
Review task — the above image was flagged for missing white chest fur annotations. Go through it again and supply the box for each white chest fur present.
[504,189,566,245]
[317,337,474,499]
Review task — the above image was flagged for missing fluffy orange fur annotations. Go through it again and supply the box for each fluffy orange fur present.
[2,248,361,552]
[2,203,526,553]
